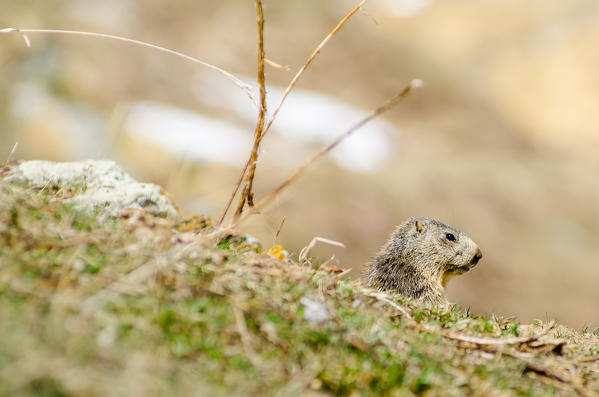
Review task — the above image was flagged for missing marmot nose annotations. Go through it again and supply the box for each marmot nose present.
[471,248,483,264]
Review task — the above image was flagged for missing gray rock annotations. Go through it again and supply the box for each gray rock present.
[4,160,179,220]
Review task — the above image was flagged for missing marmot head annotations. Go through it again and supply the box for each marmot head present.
[398,218,482,285]
[366,217,483,306]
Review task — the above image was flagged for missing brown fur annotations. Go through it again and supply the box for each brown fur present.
[365,218,482,307]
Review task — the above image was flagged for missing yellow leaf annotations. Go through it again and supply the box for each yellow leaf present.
[266,245,289,261]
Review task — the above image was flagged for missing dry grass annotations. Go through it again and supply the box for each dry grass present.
[1,175,599,396]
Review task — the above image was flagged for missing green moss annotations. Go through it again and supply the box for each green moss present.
[503,322,521,336]
[0,179,594,396]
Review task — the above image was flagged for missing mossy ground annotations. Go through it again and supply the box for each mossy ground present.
[1,177,598,396]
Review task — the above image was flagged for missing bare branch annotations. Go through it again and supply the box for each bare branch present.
[218,0,368,224]
[227,79,421,230]
[234,0,268,219]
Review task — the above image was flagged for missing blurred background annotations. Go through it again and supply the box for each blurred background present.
[2,0,598,329]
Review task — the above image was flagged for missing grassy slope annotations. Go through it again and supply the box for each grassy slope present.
[0,176,598,397]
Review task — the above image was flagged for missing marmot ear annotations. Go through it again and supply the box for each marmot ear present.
[415,220,425,233]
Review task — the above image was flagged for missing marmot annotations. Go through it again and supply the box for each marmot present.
[365,217,482,307]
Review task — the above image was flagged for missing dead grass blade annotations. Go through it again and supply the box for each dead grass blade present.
[0,27,257,106]
[298,237,346,266]
[368,292,413,319]
[265,58,290,70]
[4,142,19,166]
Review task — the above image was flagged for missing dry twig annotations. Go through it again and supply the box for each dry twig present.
[218,0,368,224]
[225,79,421,231]
[438,320,556,346]
[233,0,268,219]
[273,216,286,245]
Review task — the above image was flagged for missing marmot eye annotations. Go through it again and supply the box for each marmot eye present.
[445,233,456,241]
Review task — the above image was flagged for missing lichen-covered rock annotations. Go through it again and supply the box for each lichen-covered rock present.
[3,160,179,219]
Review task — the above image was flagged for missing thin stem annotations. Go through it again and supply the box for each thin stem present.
[218,0,367,224]
[0,27,258,106]
[233,0,267,220]
[228,79,421,230]
[262,0,367,140]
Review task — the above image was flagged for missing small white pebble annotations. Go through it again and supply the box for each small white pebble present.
[244,235,261,246]
[300,296,330,324]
